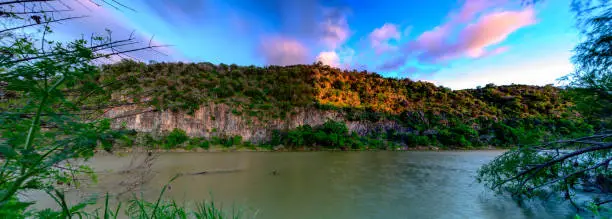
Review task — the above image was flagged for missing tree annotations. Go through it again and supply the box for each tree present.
[478,0,612,212]
[0,1,162,217]
[564,2,612,129]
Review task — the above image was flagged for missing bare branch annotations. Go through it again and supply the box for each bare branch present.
[532,157,612,191]
[93,44,170,59]
[0,9,72,15]
[103,0,135,12]
[495,143,612,189]
[0,0,54,6]
[2,36,158,66]
[0,15,87,34]
[596,199,612,206]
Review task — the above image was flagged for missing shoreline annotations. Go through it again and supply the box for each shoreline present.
[98,145,508,154]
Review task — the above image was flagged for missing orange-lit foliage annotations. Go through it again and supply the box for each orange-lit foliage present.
[101,60,570,122]
[98,60,594,148]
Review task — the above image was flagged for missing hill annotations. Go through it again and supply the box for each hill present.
[96,60,593,149]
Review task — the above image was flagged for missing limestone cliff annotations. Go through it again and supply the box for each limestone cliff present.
[104,103,410,143]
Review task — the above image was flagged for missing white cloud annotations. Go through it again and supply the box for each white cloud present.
[316,51,340,67]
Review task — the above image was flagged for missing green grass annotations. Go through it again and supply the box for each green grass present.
[41,175,256,219]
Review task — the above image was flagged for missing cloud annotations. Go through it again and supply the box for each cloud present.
[484,46,510,57]
[453,0,500,23]
[380,0,536,70]
[370,23,401,53]
[316,46,356,69]
[457,9,535,58]
[316,51,340,67]
[260,36,309,66]
[414,8,535,63]
[378,56,407,71]
[313,7,354,69]
[319,8,351,50]
[221,2,351,66]
[230,1,348,46]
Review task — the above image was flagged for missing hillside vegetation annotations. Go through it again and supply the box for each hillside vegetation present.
[98,60,593,149]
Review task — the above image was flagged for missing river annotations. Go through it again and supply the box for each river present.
[30,151,581,218]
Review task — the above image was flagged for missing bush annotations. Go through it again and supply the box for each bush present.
[232,135,243,146]
[188,137,210,150]
[222,138,232,147]
[163,128,189,149]
[404,134,432,147]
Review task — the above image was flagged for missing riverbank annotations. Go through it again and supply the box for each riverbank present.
[99,145,506,154]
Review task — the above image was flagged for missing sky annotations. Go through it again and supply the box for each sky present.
[49,0,580,90]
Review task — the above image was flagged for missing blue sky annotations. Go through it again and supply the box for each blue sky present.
[52,0,579,89]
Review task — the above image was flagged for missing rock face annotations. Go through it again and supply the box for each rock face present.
[104,103,411,143]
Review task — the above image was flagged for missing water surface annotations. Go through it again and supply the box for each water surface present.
[34,151,579,218]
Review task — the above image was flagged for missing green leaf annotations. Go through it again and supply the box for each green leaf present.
[0,144,17,158]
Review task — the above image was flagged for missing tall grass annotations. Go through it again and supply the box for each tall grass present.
[49,175,256,219]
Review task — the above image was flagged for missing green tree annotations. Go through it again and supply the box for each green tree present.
[478,0,612,211]
[0,1,158,217]
[563,2,612,129]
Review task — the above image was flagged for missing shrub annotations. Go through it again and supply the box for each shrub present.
[232,135,243,146]
[164,128,189,149]
[188,137,210,150]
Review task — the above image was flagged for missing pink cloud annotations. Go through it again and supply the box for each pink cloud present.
[411,25,453,61]
[260,36,309,66]
[370,23,401,53]
[453,0,503,23]
[381,1,536,70]
[315,8,354,69]
[486,46,510,56]
[458,9,535,58]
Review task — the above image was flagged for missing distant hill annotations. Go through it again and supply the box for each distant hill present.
[96,60,593,149]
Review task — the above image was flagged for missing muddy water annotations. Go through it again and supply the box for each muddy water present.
[31,151,579,218]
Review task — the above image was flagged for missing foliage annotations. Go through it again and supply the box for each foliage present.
[269,120,396,150]
[96,59,596,149]
[100,60,576,121]
[561,2,612,130]
[0,25,130,219]
[0,1,188,218]
[100,61,316,118]
[188,137,211,150]
[478,0,612,211]
[123,176,252,219]
[22,177,253,219]
[163,128,189,149]
[477,133,612,209]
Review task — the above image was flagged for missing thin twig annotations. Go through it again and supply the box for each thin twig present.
[0,15,87,34]
[0,0,54,6]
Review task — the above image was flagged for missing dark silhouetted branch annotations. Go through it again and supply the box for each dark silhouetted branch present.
[0,15,87,34]
[0,0,54,6]
[494,142,612,189]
